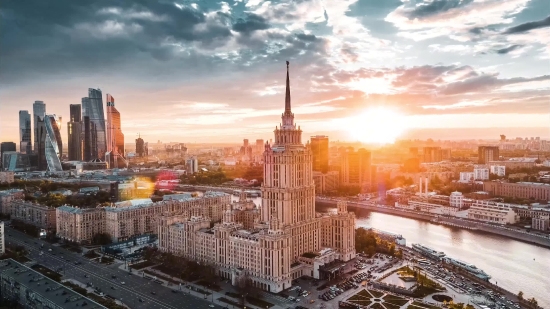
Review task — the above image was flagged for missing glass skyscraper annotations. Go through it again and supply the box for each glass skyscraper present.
[44,114,63,172]
[67,104,83,161]
[82,88,106,160]
[106,94,125,168]
[32,100,46,154]
[19,110,32,155]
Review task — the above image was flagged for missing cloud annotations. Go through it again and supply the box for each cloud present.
[232,13,271,33]
[495,44,522,54]
[503,15,550,34]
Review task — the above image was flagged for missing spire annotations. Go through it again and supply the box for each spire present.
[285,60,291,113]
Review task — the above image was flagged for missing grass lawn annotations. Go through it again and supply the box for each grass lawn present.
[130,260,155,270]
[409,301,441,309]
[413,286,440,298]
[348,289,373,301]
[371,303,386,309]
[385,303,404,309]
[31,264,62,282]
[383,295,410,306]
[368,289,385,298]
[247,296,274,308]
[218,297,242,308]
[196,280,222,292]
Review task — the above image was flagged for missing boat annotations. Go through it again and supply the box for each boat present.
[411,243,446,261]
[443,256,491,281]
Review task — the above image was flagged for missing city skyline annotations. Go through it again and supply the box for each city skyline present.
[1,0,550,144]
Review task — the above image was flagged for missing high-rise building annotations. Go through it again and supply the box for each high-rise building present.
[82,115,97,162]
[44,115,63,172]
[18,111,32,154]
[478,146,499,164]
[0,143,16,170]
[136,135,146,157]
[255,139,264,154]
[82,89,106,160]
[341,148,372,191]
[105,94,125,168]
[423,146,442,163]
[70,104,82,122]
[311,135,329,173]
[32,100,46,154]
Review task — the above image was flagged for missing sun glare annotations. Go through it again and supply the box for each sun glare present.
[348,107,406,144]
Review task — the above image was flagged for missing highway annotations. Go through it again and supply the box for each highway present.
[5,226,227,309]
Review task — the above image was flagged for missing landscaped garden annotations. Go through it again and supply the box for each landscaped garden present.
[346,289,411,309]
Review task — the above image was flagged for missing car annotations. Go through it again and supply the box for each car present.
[84,275,89,278]
[120,282,125,285]
[111,286,116,290]
[151,292,156,295]
[48,248,52,251]
[209,305,215,308]
[138,298,144,303]
[111,275,117,279]
[171,290,178,293]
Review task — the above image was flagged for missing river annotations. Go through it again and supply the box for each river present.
[226,195,549,307]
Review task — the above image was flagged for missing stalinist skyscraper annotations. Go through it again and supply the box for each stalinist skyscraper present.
[157,62,355,293]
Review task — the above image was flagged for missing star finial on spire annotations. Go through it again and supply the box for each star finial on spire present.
[285,60,291,113]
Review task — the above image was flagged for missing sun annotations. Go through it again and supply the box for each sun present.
[347,107,407,144]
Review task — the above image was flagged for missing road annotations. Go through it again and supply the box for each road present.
[5,226,227,309]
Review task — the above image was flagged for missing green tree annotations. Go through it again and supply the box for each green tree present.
[518,291,524,300]
[527,298,538,306]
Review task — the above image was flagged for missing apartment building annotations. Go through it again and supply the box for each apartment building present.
[0,222,4,254]
[467,200,518,224]
[10,200,56,231]
[532,215,549,231]
[313,171,340,194]
[0,172,15,183]
[0,189,24,215]
[56,207,106,244]
[484,181,550,201]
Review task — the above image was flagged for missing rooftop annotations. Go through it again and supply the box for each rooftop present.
[0,259,107,309]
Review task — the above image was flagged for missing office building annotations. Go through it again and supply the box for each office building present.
[82,115,98,161]
[532,215,549,231]
[186,157,198,174]
[67,104,83,161]
[449,191,464,209]
[157,62,356,293]
[459,172,474,183]
[341,148,372,191]
[19,110,32,154]
[32,100,46,154]
[311,135,329,173]
[82,88,106,160]
[105,94,125,168]
[43,115,63,172]
[313,170,340,194]
[136,135,146,157]
[70,103,82,122]
[478,146,499,164]
[255,139,264,154]
[423,147,442,163]
[0,142,16,169]
[0,259,107,309]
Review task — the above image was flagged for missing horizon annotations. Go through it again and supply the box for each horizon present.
[1,0,550,145]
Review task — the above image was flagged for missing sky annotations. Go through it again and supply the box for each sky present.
[1,0,549,146]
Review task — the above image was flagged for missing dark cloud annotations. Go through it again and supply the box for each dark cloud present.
[405,0,474,19]
[495,45,522,54]
[232,14,270,34]
[503,15,550,34]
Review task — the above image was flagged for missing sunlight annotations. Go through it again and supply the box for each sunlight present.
[347,107,407,144]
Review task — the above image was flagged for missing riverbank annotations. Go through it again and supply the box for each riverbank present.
[316,198,550,249]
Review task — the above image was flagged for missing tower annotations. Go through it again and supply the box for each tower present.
[106,94,125,168]
[68,104,83,161]
[19,110,32,155]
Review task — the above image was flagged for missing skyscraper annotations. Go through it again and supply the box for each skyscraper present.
[423,146,443,163]
[19,111,32,154]
[478,146,500,164]
[136,135,146,157]
[44,115,63,172]
[67,104,82,161]
[33,100,46,154]
[0,142,16,170]
[105,94,125,168]
[82,88,106,160]
[311,135,329,173]
[341,148,372,192]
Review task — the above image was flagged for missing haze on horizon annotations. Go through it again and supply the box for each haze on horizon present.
[1,0,549,145]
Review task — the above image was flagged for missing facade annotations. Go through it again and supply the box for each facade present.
[532,215,549,231]
[467,200,518,224]
[478,146,499,164]
[423,147,442,163]
[1,152,30,172]
[483,181,550,201]
[83,114,97,161]
[19,110,32,155]
[0,259,107,309]
[341,148,371,191]
[68,104,83,161]
[32,100,46,155]
[44,115,63,172]
[56,192,230,243]
[56,207,106,244]
[449,191,464,209]
[157,62,356,293]
[474,166,489,180]
[311,135,329,173]
[313,171,340,194]
[105,94,125,168]
[0,142,16,169]
[10,200,57,232]
[82,89,106,160]
[0,222,4,254]
[136,135,146,157]
[0,189,25,214]
[490,165,506,177]
[0,172,15,184]
[459,172,474,183]
[186,157,198,174]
